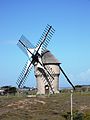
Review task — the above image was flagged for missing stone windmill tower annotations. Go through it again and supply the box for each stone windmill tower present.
[34,50,60,94]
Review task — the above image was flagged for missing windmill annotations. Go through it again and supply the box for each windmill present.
[17,24,75,94]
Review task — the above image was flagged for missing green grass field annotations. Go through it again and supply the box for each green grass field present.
[0,92,90,120]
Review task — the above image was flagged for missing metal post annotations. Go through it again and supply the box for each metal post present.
[71,90,73,120]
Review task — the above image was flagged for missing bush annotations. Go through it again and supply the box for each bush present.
[62,111,84,120]
[73,111,84,120]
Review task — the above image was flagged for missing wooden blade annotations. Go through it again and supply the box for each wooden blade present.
[35,24,55,54]
[17,60,33,88]
[17,35,34,58]
[59,66,75,90]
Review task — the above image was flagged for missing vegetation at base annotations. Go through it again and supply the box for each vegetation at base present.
[0,92,90,120]
[0,86,17,95]
[62,111,84,120]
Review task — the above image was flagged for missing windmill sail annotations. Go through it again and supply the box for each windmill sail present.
[17,35,35,58]
[33,24,55,72]
[17,24,55,90]
[16,60,33,88]
[35,24,55,53]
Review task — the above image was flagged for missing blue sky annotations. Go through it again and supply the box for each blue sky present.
[0,0,90,88]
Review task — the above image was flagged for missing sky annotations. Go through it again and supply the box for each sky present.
[0,0,90,88]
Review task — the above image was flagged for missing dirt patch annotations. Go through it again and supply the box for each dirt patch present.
[7,98,46,109]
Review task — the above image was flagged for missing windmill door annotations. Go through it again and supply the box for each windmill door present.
[45,85,49,94]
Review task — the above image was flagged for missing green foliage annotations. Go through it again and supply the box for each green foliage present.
[8,87,17,95]
[75,85,82,88]
[1,86,17,95]
[62,112,71,120]
[73,111,84,120]
[62,111,84,120]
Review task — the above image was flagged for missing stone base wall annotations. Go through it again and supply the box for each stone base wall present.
[34,64,60,94]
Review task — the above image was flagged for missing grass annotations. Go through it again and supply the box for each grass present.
[0,92,90,120]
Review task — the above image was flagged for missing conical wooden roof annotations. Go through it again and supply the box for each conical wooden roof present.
[42,50,60,64]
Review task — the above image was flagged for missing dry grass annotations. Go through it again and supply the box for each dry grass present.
[0,92,90,120]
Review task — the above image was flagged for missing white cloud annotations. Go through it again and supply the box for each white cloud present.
[79,69,90,81]
[65,69,90,85]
